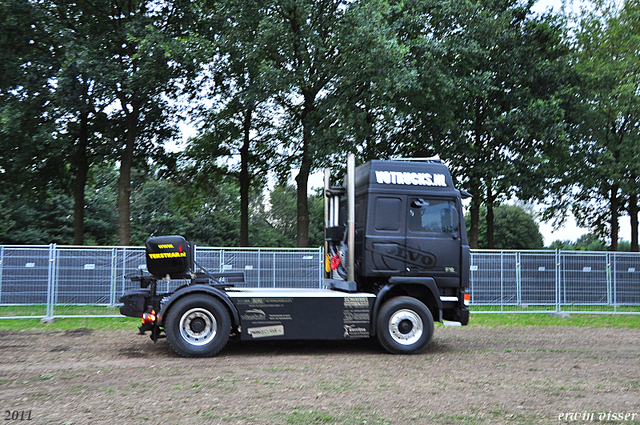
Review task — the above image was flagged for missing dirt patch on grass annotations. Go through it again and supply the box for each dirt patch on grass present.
[0,325,639,424]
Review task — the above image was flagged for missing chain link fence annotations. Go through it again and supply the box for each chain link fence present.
[0,245,638,320]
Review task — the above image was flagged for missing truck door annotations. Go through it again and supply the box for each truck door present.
[365,195,406,275]
[405,197,461,283]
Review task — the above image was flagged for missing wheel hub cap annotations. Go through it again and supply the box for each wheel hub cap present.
[179,308,217,346]
[190,317,206,333]
[389,309,423,346]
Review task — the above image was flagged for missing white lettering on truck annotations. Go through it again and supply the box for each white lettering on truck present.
[375,171,447,187]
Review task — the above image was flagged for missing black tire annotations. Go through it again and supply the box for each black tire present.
[376,296,434,354]
[164,295,230,358]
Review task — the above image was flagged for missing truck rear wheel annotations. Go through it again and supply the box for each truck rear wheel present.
[165,295,230,358]
[376,296,434,354]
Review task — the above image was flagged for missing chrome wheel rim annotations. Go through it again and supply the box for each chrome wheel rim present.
[388,309,423,346]
[179,308,216,346]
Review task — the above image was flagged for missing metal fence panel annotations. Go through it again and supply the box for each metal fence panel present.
[1,247,50,304]
[561,252,609,305]
[1,245,639,319]
[520,252,557,305]
[0,247,50,317]
[612,253,640,305]
[468,250,640,314]
[470,252,518,305]
[55,248,114,304]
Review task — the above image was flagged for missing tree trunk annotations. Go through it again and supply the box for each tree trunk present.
[295,145,311,248]
[72,112,89,245]
[468,99,484,250]
[117,104,138,246]
[486,182,495,249]
[466,174,481,249]
[629,193,638,252]
[239,109,252,247]
[295,94,316,248]
[610,183,619,251]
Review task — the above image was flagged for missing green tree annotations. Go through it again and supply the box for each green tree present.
[100,0,197,245]
[259,0,370,247]
[318,0,416,163]
[84,163,120,246]
[548,234,608,251]
[405,0,571,249]
[1,0,197,246]
[251,184,324,248]
[467,204,544,250]
[565,0,640,251]
[0,189,75,245]
[0,0,69,236]
[185,0,281,246]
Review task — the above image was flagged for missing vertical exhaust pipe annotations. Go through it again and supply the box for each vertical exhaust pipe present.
[347,154,355,282]
[323,168,331,279]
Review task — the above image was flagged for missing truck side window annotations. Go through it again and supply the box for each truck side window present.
[408,199,454,234]
[374,197,402,231]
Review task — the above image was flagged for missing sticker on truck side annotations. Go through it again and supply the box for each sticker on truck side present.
[375,171,447,187]
[247,325,285,338]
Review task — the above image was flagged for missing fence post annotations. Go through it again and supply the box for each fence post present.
[608,252,615,311]
[109,247,118,306]
[604,252,612,306]
[0,246,4,305]
[121,247,126,300]
[257,249,261,288]
[319,247,324,289]
[470,252,475,304]
[515,252,521,306]
[500,251,505,312]
[555,250,561,313]
[42,243,57,323]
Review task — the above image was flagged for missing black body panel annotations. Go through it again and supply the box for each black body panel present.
[228,289,374,341]
[119,289,151,318]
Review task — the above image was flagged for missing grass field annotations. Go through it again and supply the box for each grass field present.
[1,310,638,332]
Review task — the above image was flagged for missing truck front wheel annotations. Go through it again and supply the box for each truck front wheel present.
[376,296,434,354]
[165,295,230,357]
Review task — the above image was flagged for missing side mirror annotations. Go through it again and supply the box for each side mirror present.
[450,206,460,239]
[451,206,460,231]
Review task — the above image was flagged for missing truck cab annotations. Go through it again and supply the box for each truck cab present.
[325,158,470,325]
[120,155,470,357]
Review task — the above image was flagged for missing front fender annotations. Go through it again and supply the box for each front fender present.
[371,277,442,336]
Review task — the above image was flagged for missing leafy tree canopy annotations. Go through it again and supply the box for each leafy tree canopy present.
[466,204,544,250]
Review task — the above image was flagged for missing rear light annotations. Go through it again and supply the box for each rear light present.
[464,293,470,306]
[142,310,157,324]
[330,254,341,271]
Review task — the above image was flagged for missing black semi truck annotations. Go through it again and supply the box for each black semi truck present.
[119,155,471,357]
